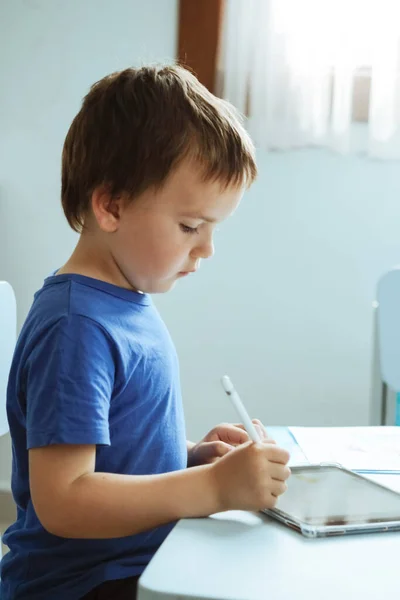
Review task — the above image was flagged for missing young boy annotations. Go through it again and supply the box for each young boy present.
[0,65,290,600]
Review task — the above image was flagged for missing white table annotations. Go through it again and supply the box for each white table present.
[138,428,400,600]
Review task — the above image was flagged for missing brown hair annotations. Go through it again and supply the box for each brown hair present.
[61,64,257,232]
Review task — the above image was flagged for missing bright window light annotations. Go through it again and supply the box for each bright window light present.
[274,0,400,69]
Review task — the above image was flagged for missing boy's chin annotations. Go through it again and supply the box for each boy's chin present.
[145,277,180,294]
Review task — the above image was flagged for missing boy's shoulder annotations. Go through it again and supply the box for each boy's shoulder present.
[32,273,151,323]
[22,273,164,355]
[15,273,162,375]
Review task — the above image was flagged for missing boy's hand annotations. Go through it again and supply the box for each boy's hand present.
[210,441,291,512]
[187,419,272,467]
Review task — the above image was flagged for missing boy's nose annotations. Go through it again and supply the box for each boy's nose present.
[192,238,214,260]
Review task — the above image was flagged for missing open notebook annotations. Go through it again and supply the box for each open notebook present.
[289,426,400,474]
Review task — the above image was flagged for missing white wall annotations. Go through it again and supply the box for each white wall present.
[1,1,400,483]
[0,0,178,487]
[156,149,400,440]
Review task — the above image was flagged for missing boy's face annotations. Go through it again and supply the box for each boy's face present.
[102,160,244,293]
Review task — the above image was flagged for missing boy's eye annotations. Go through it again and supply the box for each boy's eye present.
[180,223,199,234]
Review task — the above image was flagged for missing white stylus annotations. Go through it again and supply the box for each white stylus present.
[221,375,261,443]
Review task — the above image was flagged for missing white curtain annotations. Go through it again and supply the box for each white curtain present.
[220,0,400,159]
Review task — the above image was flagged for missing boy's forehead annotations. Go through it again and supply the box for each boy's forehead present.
[167,161,243,216]
[175,180,242,220]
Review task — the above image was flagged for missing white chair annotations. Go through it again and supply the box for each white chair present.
[370,268,400,425]
[0,282,17,562]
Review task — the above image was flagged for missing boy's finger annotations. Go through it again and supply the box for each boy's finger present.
[264,445,291,465]
[210,441,234,458]
[218,424,251,445]
[233,422,274,443]
[194,441,234,465]
[251,419,275,442]
[251,419,269,439]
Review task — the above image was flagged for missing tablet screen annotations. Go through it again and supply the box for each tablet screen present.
[275,466,400,526]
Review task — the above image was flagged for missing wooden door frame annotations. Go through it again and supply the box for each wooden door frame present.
[177,0,225,93]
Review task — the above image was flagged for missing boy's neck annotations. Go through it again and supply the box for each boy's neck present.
[57,234,138,291]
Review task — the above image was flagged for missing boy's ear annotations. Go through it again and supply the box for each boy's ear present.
[91,185,122,233]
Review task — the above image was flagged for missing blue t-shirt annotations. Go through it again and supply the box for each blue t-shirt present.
[0,274,187,599]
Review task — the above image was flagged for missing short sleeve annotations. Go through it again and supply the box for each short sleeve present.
[25,315,115,449]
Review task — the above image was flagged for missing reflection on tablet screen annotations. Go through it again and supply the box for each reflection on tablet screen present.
[276,467,400,526]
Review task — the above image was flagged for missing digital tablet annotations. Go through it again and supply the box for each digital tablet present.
[263,464,400,537]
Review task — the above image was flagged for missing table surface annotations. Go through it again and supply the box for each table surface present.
[138,427,400,600]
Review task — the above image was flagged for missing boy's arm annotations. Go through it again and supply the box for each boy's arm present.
[29,444,219,539]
